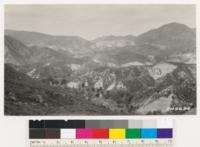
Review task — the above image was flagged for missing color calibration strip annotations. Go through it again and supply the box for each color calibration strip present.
[29,120,173,139]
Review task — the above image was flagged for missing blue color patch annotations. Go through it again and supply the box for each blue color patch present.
[141,129,157,138]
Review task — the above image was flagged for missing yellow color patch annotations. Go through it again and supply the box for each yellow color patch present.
[109,129,125,139]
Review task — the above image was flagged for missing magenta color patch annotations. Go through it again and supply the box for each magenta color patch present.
[76,129,93,139]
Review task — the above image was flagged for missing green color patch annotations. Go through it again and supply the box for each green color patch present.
[126,129,141,138]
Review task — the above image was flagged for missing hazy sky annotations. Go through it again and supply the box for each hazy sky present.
[5,5,195,40]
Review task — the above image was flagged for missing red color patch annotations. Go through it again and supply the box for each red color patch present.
[92,129,109,138]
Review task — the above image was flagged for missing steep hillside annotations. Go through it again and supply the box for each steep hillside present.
[5,35,34,65]
[5,35,89,67]
[4,64,115,115]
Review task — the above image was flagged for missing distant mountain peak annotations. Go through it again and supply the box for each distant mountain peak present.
[158,22,193,31]
[135,22,195,53]
[161,22,187,27]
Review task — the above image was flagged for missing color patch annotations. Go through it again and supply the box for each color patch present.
[128,120,142,128]
[157,120,173,128]
[61,129,76,139]
[157,129,173,138]
[76,129,93,139]
[141,129,157,138]
[113,120,128,128]
[45,129,60,139]
[29,128,45,139]
[92,129,109,138]
[44,120,67,128]
[44,120,85,128]
[66,120,85,128]
[99,120,114,128]
[126,129,141,138]
[85,120,100,128]
[109,129,125,139]
[142,120,157,128]
[29,120,45,128]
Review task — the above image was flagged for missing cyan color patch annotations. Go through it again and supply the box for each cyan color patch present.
[141,129,157,138]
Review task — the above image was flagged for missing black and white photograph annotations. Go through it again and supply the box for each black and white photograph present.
[4,4,196,115]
